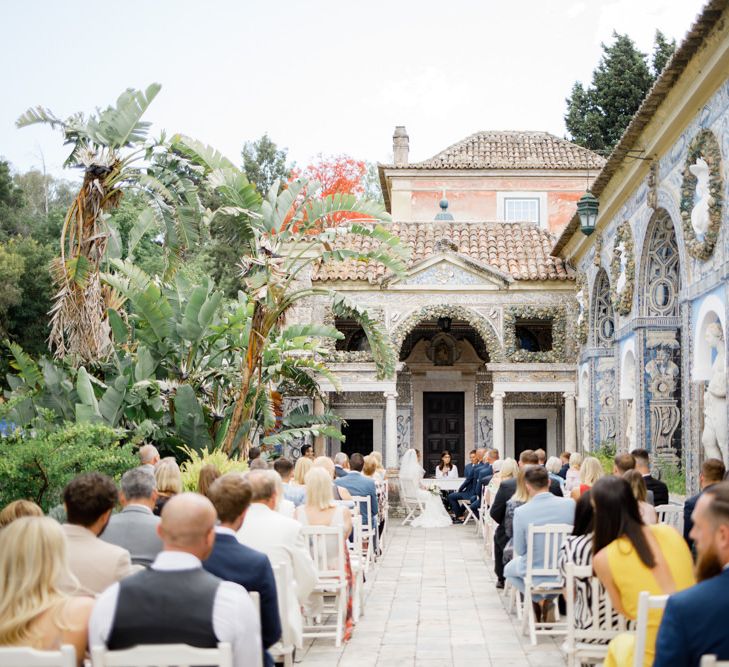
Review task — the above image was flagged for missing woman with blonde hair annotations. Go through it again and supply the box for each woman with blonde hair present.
[313,456,353,501]
[0,517,94,664]
[293,456,313,486]
[369,451,386,481]
[487,457,517,496]
[565,452,583,494]
[154,457,182,516]
[503,467,533,564]
[571,456,604,500]
[0,499,43,528]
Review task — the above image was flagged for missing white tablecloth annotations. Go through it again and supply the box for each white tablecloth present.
[426,477,464,492]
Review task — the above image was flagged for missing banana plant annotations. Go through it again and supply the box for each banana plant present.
[16,85,204,363]
[174,137,409,456]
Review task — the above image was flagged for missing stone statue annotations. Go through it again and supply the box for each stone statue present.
[702,322,727,465]
[625,399,636,451]
[689,156,712,239]
[581,409,591,452]
[576,287,585,329]
[646,348,679,399]
[616,239,628,294]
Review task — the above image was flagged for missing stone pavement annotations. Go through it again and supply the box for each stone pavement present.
[299,523,566,667]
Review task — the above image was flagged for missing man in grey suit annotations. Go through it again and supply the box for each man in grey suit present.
[335,453,378,530]
[102,467,163,567]
[504,466,574,621]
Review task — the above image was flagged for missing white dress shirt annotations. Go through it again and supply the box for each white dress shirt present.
[435,464,459,479]
[88,551,261,667]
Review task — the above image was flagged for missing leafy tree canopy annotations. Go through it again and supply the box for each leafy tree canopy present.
[242,133,292,196]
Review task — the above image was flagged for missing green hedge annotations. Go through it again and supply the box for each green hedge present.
[0,422,137,512]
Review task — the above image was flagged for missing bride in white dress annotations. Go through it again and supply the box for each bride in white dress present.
[400,449,453,528]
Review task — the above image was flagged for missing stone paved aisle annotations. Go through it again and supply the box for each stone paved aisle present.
[299,523,566,667]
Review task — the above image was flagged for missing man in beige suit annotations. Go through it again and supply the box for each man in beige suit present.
[238,470,316,649]
[62,472,136,596]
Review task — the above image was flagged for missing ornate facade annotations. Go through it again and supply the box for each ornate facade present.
[553,0,729,493]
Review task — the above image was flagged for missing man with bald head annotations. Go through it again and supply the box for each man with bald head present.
[89,493,261,667]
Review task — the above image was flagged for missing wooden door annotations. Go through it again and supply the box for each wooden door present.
[514,419,547,459]
[341,419,373,457]
[423,392,464,478]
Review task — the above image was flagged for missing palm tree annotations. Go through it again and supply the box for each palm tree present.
[176,137,409,455]
[17,85,202,363]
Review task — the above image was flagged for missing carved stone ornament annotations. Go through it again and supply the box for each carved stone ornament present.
[593,234,603,267]
[503,304,568,363]
[426,332,461,366]
[610,221,635,316]
[680,129,724,260]
[647,162,659,210]
[575,272,588,345]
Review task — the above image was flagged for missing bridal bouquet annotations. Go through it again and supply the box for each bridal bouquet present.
[427,484,441,496]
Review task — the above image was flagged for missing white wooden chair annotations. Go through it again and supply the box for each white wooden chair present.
[504,579,523,620]
[91,643,233,667]
[701,656,729,666]
[347,511,366,621]
[522,523,573,645]
[246,591,263,667]
[458,498,479,529]
[301,525,348,647]
[351,495,375,572]
[399,477,424,525]
[562,563,628,667]
[0,646,76,667]
[655,504,683,535]
[268,562,294,667]
[632,591,668,667]
[480,489,495,556]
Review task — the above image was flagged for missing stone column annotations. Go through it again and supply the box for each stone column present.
[492,391,506,458]
[564,391,577,453]
[384,391,398,468]
[313,395,325,455]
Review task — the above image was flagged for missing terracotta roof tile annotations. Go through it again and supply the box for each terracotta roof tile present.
[313,222,574,284]
[382,131,605,171]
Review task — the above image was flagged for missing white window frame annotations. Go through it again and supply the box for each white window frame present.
[496,191,548,228]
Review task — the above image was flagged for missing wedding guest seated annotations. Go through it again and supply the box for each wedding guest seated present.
[591,476,694,667]
[61,473,135,596]
[487,457,517,498]
[565,452,583,494]
[313,456,353,501]
[249,458,269,470]
[274,457,306,507]
[248,446,262,466]
[138,444,160,472]
[613,452,636,476]
[90,493,261,667]
[293,456,313,489]
[502,467,532,566]
[475,449,500,506]
[333,452,350,478]
[101,467,163,567]
[632,449,668,506]
[238,470,316,650]
[570,456,604,500]
[369,451,387,481]
[272,470,296,518]
[623,470,657,525]
[684,458,726,550]
[300,443,315,460]
[364,454,387,538]
[546,456,566,495]
[435,450,458,479]
[654,482,729,667]
[153,457,182,516]
[504,467,575,622]
[336,453,379,531]
[558,451,571,479]
[204,474,281,667]
[558,490,620,643]
[0,498,43,528]
[197,464,220,497]
[0,517,94,665]
[535,448,547,466]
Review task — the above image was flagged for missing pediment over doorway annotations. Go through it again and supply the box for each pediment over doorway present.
[385,252,513,289]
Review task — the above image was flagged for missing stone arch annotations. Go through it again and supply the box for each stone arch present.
[693,293,726,381]
[639,208,681,317]
[590,269,615,348]
[390,304,504,362]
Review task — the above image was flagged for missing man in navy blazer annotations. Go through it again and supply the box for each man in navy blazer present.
[447,448,485,520]
[335,453,378,530]
[203,474,281,667]
[654,483,729,667]
[683,458,725,551]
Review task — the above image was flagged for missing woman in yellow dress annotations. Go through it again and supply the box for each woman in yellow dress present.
[591,476,695,667]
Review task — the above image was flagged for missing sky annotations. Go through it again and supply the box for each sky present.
[0,0,708,181]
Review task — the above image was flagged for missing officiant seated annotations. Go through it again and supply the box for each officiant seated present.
[434,451,459,479]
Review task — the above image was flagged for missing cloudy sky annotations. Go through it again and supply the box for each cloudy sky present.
[0,0,707,180]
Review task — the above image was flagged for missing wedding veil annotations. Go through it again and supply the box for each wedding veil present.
[399,448,422,481]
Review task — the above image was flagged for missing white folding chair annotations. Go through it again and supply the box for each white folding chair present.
[0,646,76,667]
[301,525,348,647]
[91,643,232,667]
[701,656,729,667]
[504,579,523,620]
[633,591,668,667]
[347,511,366,622]
[246,591,264,667]
[522,523,573,645]
[379,478,389,551]
[268,562,294,667]
[655,504,683,535]
[458,498,479,528]
[351,495,375,572]
[562,563,627,667]
[399,477,424,525]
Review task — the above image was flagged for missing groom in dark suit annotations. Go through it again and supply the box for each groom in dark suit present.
[203,474,281,667]
[448,448,485,521]
[654,483,729,667]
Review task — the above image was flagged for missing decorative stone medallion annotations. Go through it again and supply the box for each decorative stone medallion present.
[680,129,724,260]
[610,221,635,316]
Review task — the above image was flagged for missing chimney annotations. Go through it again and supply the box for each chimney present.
[393,126,409,166]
